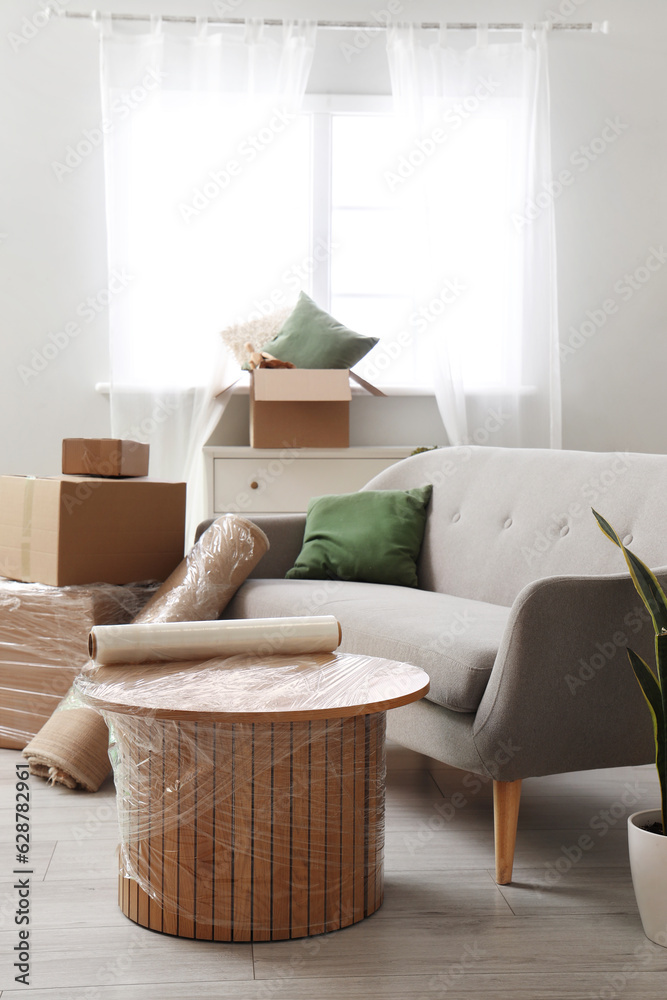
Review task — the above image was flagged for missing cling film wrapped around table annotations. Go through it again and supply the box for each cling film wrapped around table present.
[75,648,429,940]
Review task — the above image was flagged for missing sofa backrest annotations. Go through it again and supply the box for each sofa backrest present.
[363,446,667,607]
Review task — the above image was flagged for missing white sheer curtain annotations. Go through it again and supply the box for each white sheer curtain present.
[99,15,316,543]
[386,23,561,448]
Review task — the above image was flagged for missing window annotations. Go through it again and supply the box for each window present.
[300,96,521,391]
[109,90,312,388]
[311,102,418,386]
[114,90,521,392]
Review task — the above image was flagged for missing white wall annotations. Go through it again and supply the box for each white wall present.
[1,0,665,477]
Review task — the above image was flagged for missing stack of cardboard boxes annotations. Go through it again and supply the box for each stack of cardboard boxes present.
[0,439,186,747]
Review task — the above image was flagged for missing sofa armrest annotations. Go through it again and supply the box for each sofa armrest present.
[471,569,667,781]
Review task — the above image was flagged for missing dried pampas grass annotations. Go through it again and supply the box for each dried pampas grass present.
[219,306,293,366]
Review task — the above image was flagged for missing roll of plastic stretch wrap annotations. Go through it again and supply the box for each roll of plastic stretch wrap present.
[89,616,342,665]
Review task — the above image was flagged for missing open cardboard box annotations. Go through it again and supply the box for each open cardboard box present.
[251,368,349,448]
[249,368,384,449]
[0,475,186,587]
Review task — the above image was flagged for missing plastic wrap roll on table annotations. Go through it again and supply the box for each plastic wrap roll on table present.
[22,514,270,791]
[89,616,342,666]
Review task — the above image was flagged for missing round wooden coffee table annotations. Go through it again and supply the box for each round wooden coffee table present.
[77,651,429,942]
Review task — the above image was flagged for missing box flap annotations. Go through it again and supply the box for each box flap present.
[253,368,352,402]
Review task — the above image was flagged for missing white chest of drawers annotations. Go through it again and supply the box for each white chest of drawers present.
[204,446,415,517]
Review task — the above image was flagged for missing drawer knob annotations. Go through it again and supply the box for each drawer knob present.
[250,481,259,490]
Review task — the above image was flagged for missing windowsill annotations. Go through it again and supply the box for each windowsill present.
[95,379,437,398]
[216,380,439,397]
[95,382,200,396]
[95,380,537,398]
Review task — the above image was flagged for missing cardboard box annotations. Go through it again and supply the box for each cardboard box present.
[0,476,186,587]
[62,438,150,477]
[0,579,157,748]
[250,369,351,448]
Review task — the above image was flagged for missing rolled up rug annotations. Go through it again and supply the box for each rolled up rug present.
[21,691,114,791]
[22,515,269,791]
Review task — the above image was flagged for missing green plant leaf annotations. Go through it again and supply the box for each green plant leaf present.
[628,646,666,832]
[592,509,623,548]
[593,510,667,831]
[592,509,667,634]
[628,647,663,727]
[656,635,667,832]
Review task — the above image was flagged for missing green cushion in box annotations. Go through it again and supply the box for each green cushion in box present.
[286,485,433,588]
[263,292,378,369]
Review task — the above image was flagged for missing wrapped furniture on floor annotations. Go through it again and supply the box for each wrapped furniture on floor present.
[0,580,155,751]
[22,514,269,790]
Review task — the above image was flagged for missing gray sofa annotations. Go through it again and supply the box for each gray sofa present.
[208,446,667,883]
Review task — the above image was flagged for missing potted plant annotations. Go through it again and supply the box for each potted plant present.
[593,509,667,946]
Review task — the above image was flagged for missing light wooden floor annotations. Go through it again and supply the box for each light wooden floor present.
[1,743,666,998]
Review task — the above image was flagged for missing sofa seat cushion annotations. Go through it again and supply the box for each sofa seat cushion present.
[224,580,510,714]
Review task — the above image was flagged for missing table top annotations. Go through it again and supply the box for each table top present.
[75,651,429,722]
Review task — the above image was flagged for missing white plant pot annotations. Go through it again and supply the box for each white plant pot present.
[628,809,667,947]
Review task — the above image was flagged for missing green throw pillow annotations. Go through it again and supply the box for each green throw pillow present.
[263,292,379,369]
[286,485,433,588]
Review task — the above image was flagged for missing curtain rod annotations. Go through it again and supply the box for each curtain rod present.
[59,11,600,32]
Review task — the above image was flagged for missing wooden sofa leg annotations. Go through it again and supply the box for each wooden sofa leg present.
[493,779,522,885]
